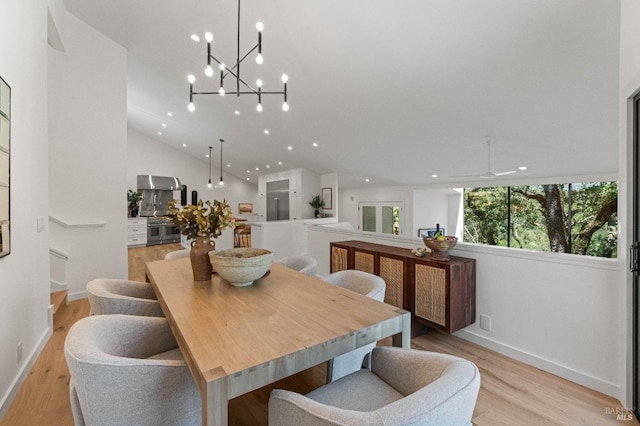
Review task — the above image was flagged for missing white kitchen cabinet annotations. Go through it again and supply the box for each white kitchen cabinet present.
[127,218,147,247]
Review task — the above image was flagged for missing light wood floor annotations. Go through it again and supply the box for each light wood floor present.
[2,243,636,425]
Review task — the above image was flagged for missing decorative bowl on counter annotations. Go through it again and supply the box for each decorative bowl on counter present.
[209,248,273,286]
[423,236,458,261]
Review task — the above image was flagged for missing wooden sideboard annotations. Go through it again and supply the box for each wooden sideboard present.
[330,240,476,335]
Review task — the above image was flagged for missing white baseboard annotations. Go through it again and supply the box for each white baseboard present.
[455,329,622,401]
[0,324,53,421]
[68,290,87,302]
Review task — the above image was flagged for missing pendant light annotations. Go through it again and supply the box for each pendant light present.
[215,139,225,188]
[207,146,213,188]
[187,0,289,113]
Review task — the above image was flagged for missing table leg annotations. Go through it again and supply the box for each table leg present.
[203,377,228,426]
[391,311,411,349]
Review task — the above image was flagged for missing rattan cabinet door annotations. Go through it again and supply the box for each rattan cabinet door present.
[354,249,375,274]
[379,255,405,308]
[331,245,349,273]
[414,263,447,327]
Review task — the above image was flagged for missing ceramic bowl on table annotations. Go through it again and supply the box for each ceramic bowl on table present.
[423,236,458,261]
[209,248,273,286]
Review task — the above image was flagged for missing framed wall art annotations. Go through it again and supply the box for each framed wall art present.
[418,228,444,238]
[238,203,253,214]
[321,187,332,210]
[0,76,10,258]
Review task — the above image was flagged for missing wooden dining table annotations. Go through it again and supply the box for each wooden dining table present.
[146,257,411,426]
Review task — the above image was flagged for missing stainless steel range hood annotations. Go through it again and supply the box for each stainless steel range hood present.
[137,175,182,217]
[137,175,182,191]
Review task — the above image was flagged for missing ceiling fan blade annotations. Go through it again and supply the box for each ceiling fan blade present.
[448,138,519,179]
[479,172,497,179]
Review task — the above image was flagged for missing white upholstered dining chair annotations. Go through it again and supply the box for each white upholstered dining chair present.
[269,347,481,426]
[322,269,386,381]
[275,254,318,277]
[87,278,164,317]
[164,248,191,259]
[64,314,201,426]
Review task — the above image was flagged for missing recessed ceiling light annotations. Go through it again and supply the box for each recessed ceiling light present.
[234,110,240,115]
[246,177,250,181]
[312,142,318,147]
[162,123,167,127]
[365,178,370,182]
[157,132,162,136]
[167,112,173,116]
[226,164,231,168]
[264,129,269,135]
[255,167,259,171]
[246,170,250,173]
[206,154,210,158]
[266,165,270,168]
[432,174,438,178]
[287,146,292,150]
[519,166,528,171]
[190,34,200,42]
[278,161,282,165]
[182,143,187,147]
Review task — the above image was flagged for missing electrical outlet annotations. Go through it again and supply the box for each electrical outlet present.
[17,341,23,364]
[479,314,491,332]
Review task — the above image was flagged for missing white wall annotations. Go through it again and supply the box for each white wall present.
[0,0,51,418]
[413,189,455,237]
[619,0,640,409]
[48,11,128,300]
[127,128,258,218]
[307,226,624,399]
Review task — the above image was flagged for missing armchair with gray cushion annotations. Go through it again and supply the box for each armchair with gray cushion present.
[87,278,164,317]
[269,347,481,426]
[322,270,386,381]
[64,314,201,426]
[275,254,319,277]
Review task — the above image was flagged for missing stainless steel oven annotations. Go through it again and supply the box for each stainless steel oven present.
[147,217,181,246]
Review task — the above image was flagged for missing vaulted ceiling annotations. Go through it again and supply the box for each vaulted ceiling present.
[63,0,620,188]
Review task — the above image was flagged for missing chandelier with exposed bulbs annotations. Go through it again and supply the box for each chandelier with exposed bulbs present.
[187,0,289,113]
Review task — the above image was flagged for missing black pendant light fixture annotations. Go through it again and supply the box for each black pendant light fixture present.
[207,146,213,189]
[187,0,289,113]
[216,139,225,188]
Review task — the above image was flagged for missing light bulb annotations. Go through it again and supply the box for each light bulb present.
[219,88,225,96]
[218,179,224,187]
[282,102,289,112]
[256,104,263,112]
[219,63,226,71]
[190,34,200,42]
[207,182,213,189]
[204,32,213,42]
[256,79,263,88]
[281,74,289,83]
[255,54,264,65]
[256,22,264,32]
[204,65,214,77]
[188,102,195,112]
[187,74,196,84]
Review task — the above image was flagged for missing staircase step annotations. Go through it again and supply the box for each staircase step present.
[50,290,68,315]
